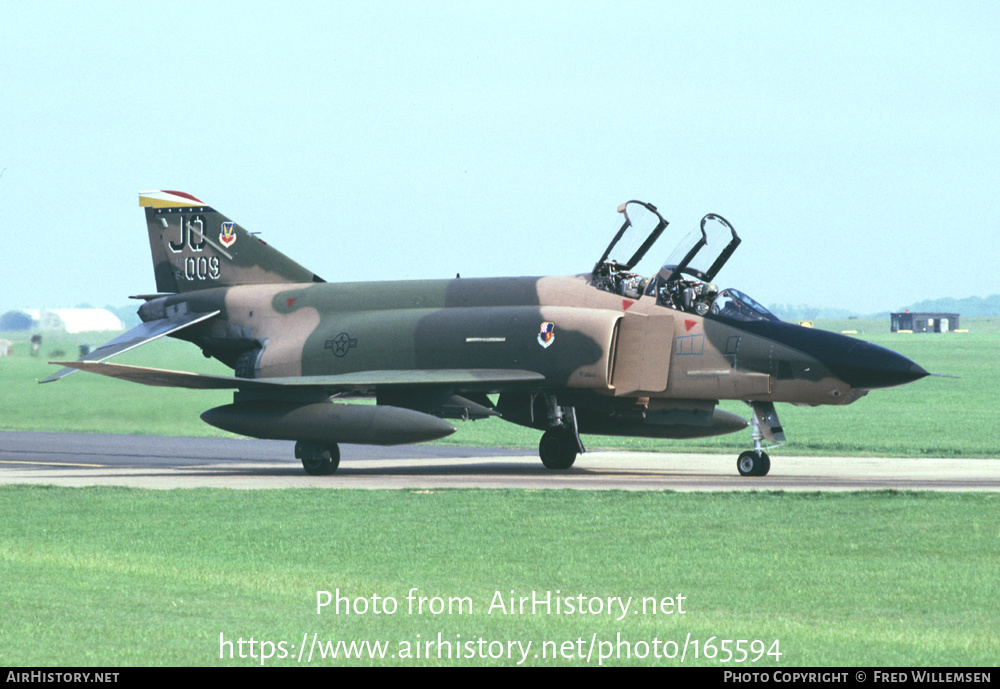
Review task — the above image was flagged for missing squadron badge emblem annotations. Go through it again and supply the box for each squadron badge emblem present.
[219,222,237,248]
[537,321,555,348]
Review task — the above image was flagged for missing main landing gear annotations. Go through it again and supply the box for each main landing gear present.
[538,396,585,470]
[737,402,784,477]
[296,440,340,475]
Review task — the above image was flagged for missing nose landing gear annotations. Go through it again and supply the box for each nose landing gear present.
[737,402,784,477]
[737,449,771,477]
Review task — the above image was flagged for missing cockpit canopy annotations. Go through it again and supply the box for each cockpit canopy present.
[657,212,740,284]
[592,200,669,276]
[709,288,779,322]
[591,200,668,300]
[592,200,777,321]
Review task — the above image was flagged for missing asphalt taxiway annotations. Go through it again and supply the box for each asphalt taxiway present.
[1,431,997,491]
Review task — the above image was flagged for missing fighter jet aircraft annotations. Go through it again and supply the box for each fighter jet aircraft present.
[43,191,929,476]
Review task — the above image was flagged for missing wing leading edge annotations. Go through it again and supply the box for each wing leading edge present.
[46,360,546,393]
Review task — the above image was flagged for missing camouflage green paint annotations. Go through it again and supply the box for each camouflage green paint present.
[143,203,321,293]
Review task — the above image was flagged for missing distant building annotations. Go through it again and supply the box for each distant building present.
[891,312,960,333]
[0,310,36,331]
[0,308,124,333]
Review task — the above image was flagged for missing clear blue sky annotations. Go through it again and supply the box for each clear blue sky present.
[2,1,997,316]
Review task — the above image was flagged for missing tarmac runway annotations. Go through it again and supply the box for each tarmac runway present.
[1,431,997,491]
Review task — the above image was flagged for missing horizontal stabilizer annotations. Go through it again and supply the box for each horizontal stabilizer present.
[44,361,546,392]
[40,311,220,383]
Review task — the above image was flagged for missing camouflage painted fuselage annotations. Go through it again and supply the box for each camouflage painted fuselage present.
[146,272,869,410]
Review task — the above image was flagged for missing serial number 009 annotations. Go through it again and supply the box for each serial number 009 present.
[692,638,781,662]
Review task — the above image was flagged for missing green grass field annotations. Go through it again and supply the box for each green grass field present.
[1,321,998,666]
[1,487,996,666]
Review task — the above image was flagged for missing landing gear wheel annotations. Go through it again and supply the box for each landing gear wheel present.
[296,441,340,476]
[539,427,578,470]
[737,450,770,477]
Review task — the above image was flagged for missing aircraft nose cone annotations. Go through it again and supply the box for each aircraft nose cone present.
[732,320,930,391]
[830,340,929,389]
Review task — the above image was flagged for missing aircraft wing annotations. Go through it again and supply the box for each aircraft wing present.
[46,361,546,392]
[40,310,221,383]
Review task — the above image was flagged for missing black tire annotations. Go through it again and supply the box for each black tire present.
[296,441,341,476]
[539,428,577,470]
[737,450,770,477]
[757,452,771,476]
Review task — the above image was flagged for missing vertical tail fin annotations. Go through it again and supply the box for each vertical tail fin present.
[140,190,324,293]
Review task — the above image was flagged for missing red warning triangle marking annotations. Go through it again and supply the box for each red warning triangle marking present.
[685,319,697,331]
[622,299,635,311]
[287,297,298,309]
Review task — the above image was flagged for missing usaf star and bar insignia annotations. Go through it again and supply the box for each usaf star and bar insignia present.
[325,332,358,358]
